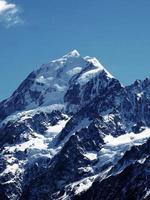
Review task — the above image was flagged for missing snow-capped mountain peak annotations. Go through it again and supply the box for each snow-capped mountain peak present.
[62,49,80,58]
[1,51,150,200]
[0,50,113,120]
[84,56,104,68]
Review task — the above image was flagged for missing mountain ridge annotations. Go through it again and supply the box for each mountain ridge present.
[0,50,150,200]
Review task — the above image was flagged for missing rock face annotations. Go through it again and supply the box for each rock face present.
[1,50,150,200]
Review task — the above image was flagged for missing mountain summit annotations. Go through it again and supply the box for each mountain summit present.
[0,50,113,119]
[0,51,150,200]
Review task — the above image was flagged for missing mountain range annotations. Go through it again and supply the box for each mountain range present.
[0,50,150,200]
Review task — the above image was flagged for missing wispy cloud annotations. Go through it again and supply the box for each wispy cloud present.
[0,0,23,27]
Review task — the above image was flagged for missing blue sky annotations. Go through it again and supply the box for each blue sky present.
[0,0,150,100]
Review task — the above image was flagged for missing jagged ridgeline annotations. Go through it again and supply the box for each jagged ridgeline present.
[0,50,150,200]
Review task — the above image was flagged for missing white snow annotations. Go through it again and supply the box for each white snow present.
[62,49,80,58]
[137,92,143,100]
[77,59,113,85]
[84,152,97,161]
[4,135,48,153]
[81,56,113,84]
[1,115,70,181]
[1,163,19,176]
[138,157,148,164]
[103,113,115,123]
[104,129,150,146]
[0,104,65,127]
[35,76,54,84]
[59,175,98,199]
[46,118,70,138]
[144,189,150,199]
[27,50,88,107]
[66,67,82,76]
[67,175,98,196]
[78,166,93,173]
[85,57,104,69]
[74,178,94,194]
[78,66,102,85]
[3,117,70,156]
[95,128,150,171]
